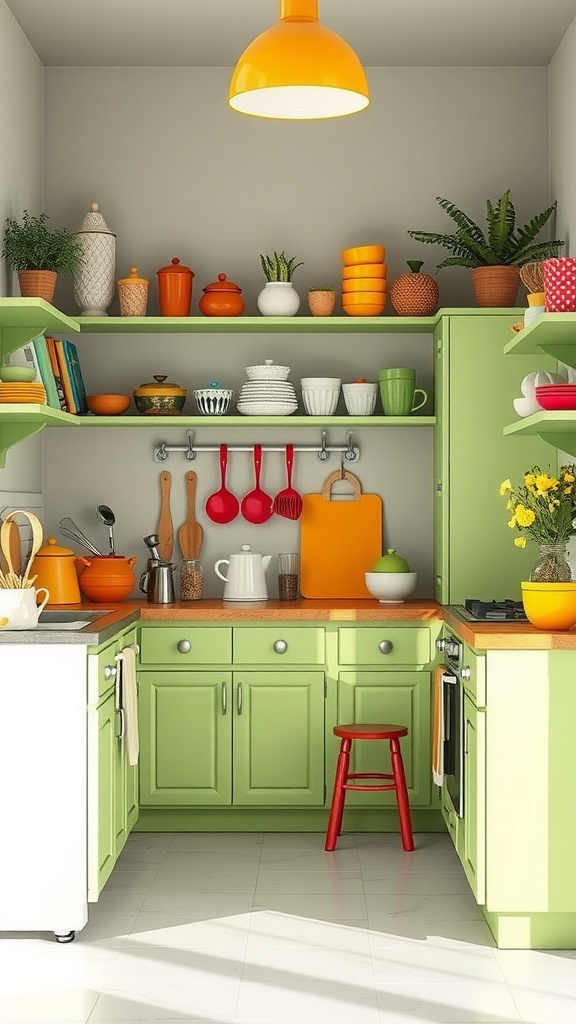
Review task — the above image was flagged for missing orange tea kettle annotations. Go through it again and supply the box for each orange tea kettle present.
[30,538,82,605]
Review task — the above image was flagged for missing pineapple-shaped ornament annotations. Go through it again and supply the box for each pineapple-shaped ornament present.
[390,260,439,316]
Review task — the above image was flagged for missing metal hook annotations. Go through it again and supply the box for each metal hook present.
[318,430,329,462]
[345,431,356,461]
[157,443,169,462]
[185,430,196,462]
[340,454,345,478]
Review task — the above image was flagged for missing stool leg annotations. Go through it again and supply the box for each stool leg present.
[325,738,351,852]
[390,737,414,852]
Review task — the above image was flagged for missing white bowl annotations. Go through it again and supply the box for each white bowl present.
[513,395,541,417]
[237,401,297,416]
[301,388,340,416]
[365,571,417,603]
[194,388,233,415]
[342,382,378,416]
[246,360,290,381]
[301,377,341,388]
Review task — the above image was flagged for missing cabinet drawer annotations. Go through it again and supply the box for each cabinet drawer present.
[338,627,431,666]
[139,627,232,665]
[89,639,122,703]
[233,627,325,665]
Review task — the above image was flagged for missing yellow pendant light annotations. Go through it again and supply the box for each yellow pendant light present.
[229,0,369,120]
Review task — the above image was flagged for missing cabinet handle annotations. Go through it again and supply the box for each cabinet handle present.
[177,639,191,654]
[461,666,471,680]
[464,719,470,756]
[104,665,117,680]
[222,681,227,716]
[273,639,288,654]
[116,708,125,741]
[379,640,393,654]
[237,682,243,715]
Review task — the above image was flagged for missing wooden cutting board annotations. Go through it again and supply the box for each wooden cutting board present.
[300,470,383,599]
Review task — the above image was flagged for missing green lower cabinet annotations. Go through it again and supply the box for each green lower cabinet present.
[233,672,325,806]
[88,692,116,899]
[462,694,486,904]
[337,671,431,807]
[139,671,232,806]
[113,713,140,857]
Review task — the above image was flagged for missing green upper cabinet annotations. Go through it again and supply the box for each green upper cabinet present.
[435,314,557,604]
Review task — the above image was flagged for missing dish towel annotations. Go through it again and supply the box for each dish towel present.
[432,664,445,787]
[116,643,140,766]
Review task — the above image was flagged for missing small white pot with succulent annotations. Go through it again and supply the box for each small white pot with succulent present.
[257,251,303,316]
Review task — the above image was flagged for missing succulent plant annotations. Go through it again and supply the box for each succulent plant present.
[260,251,303,282]
[309,284,334,292]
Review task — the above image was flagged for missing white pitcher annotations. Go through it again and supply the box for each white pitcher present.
[0,588,50,630]
[214,544,272,601]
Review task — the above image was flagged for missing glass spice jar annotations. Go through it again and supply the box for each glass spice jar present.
[180,559,204,600]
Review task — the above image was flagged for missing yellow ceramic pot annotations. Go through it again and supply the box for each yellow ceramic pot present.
[521,581,576,630]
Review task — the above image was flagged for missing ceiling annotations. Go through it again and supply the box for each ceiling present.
[5,0,576,68]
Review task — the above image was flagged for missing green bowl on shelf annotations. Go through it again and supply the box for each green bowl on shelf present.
[0,366,37,383]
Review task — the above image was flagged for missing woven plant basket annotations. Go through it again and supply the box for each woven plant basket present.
[471,266,520,307]
[18,270,57,303]
[308,290,335,316]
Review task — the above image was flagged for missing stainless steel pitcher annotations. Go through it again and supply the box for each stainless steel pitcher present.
[139,559,176,604]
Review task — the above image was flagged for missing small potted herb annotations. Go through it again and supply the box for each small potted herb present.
[258,251,304,316]
[308,285,335,317]
[2,210,82,305]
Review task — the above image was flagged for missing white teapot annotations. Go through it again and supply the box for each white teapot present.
[215,544,272,601]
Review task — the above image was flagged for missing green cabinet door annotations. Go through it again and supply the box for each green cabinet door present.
[337,672,431,807]
[92,692,115,897]
[463,694,486,903]
[233,672,325,806]
[437,314,556,604]
[139,671,232,806]
[114,708,127,856]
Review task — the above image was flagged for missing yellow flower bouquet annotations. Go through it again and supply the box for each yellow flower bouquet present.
[499,465,576,581]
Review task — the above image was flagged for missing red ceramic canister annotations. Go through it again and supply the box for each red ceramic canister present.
[157,257,195,316]
[543,257,576,313]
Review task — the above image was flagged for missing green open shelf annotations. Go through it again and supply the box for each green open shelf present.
[0,403,79,467]
[504,410,576,458]
[76,315,438,334]
[0,298,79,360]
[75,415,436,427]
[504,313,576,362]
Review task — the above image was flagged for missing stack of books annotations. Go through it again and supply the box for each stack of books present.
[15,335,88,414]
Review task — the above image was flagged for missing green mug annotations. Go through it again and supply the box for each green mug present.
[377,367,416,381]
[379,377,427,415]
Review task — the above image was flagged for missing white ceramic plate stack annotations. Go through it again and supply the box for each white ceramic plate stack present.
[237,359,298,416]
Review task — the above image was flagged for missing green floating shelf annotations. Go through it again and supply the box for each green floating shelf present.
[504,410,576,458]
[504,313,576,362]
[76,315,438,334]
[76,415,436,427]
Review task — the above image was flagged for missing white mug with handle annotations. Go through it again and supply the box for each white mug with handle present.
[0,587,50,630]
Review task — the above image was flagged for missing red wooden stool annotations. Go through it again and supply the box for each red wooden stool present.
[325,724,414,852]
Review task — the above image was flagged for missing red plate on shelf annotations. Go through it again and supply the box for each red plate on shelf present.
[535,392,576,410]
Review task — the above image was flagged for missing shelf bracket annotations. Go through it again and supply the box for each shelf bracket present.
[537,433,576,459]
[0,326,44,362]
[153,429,360,463]
[0,422,45,469]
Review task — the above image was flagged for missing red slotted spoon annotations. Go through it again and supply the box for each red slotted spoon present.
[273,444,303,520]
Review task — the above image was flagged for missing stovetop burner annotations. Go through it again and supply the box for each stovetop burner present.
[463,599,528,621]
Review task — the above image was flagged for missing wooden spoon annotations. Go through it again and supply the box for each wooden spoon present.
[157,471,174,562]
[178,471,204,561]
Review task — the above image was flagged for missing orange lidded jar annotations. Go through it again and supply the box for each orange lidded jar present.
[30,538,82,605]
[199,273,245,317]
[157,257,194,316]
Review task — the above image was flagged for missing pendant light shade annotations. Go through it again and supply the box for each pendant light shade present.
[229,0,369,120]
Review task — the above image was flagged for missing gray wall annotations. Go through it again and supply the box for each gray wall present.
[39,64,550,598]
[550,13,576,249]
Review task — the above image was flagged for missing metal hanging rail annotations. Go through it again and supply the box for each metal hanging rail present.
[153,430,360,463]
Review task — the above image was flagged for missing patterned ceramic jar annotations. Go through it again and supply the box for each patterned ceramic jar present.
[73,202,116,316]
[543,258,576,312]
[117,267,149,316]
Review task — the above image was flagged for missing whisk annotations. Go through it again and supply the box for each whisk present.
[519,261,545,294]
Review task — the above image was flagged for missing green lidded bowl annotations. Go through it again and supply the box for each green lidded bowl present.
[371,548,411,572]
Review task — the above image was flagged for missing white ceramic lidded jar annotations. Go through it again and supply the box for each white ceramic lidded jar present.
[73,202,116,316]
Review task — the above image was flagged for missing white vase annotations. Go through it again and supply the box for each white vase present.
[257,281,300,317]
[73,202,116,316]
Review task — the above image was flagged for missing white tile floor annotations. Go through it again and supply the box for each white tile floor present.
[1,831,575,1023]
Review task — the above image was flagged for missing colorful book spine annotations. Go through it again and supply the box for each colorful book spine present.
[45,336,67,411]
[63,339,88,414]
[54,339,77,414]
[31,334,60,409]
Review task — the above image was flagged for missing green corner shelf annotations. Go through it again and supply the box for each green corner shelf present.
[504,313,576,363]
[0,298,79,360]
[0,404,79,468]
[504,411,576,458]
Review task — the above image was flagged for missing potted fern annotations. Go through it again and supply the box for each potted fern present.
[258,251,303,316]
[2,210,82,305]
[407,190,564,307]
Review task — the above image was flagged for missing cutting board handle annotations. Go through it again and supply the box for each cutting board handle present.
[321,470,362,501]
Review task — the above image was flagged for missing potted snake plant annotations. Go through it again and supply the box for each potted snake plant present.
[257,251,304,316]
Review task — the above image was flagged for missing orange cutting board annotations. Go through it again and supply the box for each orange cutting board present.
[300,470,383,598]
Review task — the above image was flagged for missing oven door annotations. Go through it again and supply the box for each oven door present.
[443,669,464,818]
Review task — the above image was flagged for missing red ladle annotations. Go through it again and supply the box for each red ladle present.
[205,444,239,524]
[241,444,274,524]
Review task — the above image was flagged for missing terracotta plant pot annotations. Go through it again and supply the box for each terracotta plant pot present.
[471,266,520,307]
[308,290,335,316]
[18,270,57,303]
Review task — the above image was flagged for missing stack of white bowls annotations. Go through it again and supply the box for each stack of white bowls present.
[342,380,378,416]
[237,359,298,416]
[301,377,341,416]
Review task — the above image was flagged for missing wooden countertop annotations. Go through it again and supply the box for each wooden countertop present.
[443,607,576,650]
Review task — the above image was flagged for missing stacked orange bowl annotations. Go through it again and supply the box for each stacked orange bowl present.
[341,245,387,316]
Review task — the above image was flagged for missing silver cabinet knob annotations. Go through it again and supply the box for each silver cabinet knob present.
[379,640,393,654]
[104,665,117,680]
[273,639,288,654]
[177,639,191,654]
[460,666,471,680]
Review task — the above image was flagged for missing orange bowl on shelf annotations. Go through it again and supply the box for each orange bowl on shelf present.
[341,291,388,305]
[341,245,386,266]
[521,581,576,630]
[343,263,387,280]
[86,394,132,416]
[342,278,387,294]
[342,302,386,317]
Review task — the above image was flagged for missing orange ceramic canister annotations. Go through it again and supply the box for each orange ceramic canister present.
[157,257,195,316]
[199,273,245,316]
[76,554,137,602]
[30,538,82,605]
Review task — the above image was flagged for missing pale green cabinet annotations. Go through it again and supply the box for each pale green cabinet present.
[89,692,116,898]
[462,693,486,903]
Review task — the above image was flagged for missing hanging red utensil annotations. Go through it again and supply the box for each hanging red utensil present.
[272,444,303,520]
[241,444,274,524]
[205,444,239,524]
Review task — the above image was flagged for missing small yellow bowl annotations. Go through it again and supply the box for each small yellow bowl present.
[341,245,386,266]
[342,279,387,294]
[343,263,387,280]
[342,291,387,305]
[521,581,576,630]
[342,302,387,317]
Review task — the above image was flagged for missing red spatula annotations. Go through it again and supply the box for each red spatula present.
[273,444,303,520]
